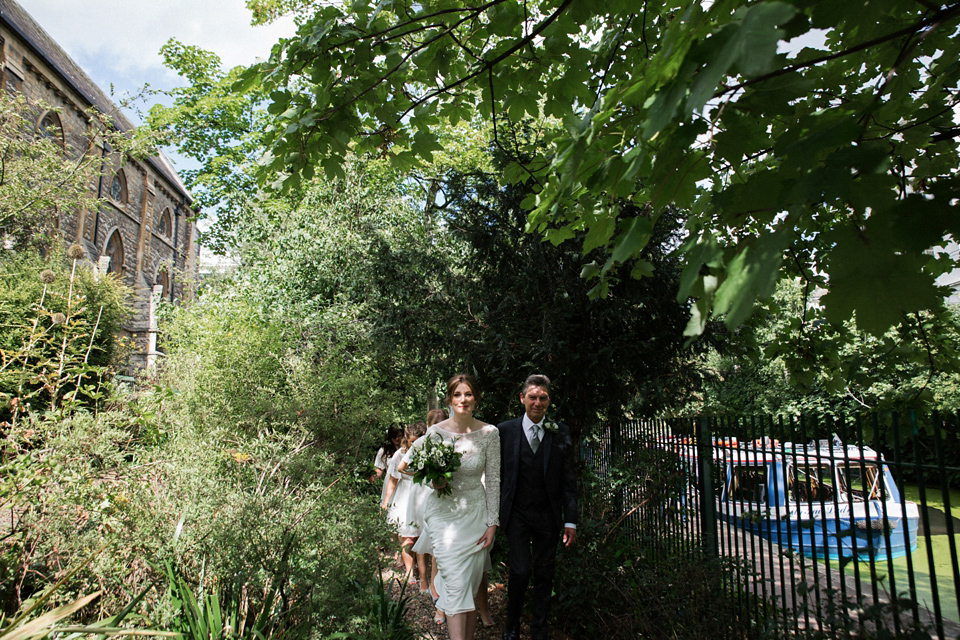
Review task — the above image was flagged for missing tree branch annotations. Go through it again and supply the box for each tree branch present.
[324,1,504,51]
[716,3,960,98]
[306,5,504,126]
[591,17,635,110]
[930,127,960,142]
[396,0,576,122]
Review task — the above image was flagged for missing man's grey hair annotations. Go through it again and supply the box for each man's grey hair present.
[521,374,551,395]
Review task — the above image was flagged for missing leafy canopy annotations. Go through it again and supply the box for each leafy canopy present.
[145,40,273,254]
[364,129,701,428]
[240,0,960,336]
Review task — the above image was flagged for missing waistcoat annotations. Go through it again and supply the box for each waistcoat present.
[516,433,549,514]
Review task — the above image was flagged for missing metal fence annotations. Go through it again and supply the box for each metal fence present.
[586,411,960,639]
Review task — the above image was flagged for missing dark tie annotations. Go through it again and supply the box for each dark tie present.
[531,425,541,453]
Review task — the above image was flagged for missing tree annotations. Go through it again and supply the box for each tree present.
[241,0,960,340]
[145,40,273,254]
[684,279,960,416]
[179,150,441,423]
[366,129,702,431]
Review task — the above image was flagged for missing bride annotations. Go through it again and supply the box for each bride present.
[399,374,500,640]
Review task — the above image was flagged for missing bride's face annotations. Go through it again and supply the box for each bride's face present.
[450,382,476,416]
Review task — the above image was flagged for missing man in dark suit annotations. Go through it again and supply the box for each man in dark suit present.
[498,374,578,640]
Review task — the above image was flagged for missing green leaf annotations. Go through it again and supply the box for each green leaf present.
[651,149,710,210]
[320,156,346,182]
[580,261,600,280]
[582,212,616,255]
[820,226,943,335]
[544,226,576,245]
[231,67,261,94]
[610,217,654,265]
[733,2,797,77]
[677,234,722,303]
[686,25,739,114]
[713,230,789,329]
[683,280,718,336]
[630,259,655,279]
[642,79,688,141]
[714,169,785,218]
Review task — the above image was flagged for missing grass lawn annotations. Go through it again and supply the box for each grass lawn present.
[854,534,960,625]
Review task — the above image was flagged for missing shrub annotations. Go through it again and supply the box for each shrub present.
[2,376,394,635]
[0,247,131,423]
[156,287,397,453]
[2,249,406,638]
[552,438,755,639]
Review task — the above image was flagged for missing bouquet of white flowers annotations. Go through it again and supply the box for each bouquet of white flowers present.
[409,434,462,497]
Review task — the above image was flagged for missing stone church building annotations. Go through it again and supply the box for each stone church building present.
[0,0,199,368]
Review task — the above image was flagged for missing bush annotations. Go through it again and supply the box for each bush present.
[0,247,131,422]
[552,438,755,639]
[2,277,401,638]
[145,287,399,633]
[157,287,397,453]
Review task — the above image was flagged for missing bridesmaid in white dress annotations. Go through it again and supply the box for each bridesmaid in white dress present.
[399,374,500,640]
[373,426,403,502]
[383,423,426,582]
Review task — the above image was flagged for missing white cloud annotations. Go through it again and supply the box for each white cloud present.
[16,0,295,92]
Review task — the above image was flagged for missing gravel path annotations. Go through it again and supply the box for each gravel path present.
[382,564,565,640]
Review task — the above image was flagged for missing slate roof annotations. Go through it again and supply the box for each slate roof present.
[0,0,193,205]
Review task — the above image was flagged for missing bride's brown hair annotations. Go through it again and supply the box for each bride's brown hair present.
[445,373,481,405]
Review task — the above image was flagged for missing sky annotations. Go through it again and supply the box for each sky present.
[17,0,296,108]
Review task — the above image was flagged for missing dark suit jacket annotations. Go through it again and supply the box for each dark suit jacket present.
[498,417,578,533]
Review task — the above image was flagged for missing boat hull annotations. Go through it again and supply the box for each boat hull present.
[719,502,920,561]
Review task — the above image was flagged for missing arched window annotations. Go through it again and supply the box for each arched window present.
[37,111,64,147]
[158,208,172,238]
[156,265,170,295]
[104,229,124,275]
[109,170,127,204]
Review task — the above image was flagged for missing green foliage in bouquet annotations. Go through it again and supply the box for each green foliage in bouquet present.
[408,435,461,497]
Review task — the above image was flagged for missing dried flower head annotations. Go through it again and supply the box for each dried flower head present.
[40,269,56,283]
[51,312,66,325]
[66,244,85,260]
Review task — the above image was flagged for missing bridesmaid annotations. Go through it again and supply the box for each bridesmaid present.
[373,425,403,501]
[408,410,448,600]
[382,424,423,582]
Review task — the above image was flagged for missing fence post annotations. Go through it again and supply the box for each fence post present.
[697,416,718,559]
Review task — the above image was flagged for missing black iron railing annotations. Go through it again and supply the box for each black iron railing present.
[586,411,960,639]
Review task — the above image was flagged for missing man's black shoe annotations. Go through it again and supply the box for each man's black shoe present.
[502,629,520,640]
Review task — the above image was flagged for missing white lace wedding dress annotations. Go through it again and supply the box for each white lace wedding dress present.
[407,423,500,615]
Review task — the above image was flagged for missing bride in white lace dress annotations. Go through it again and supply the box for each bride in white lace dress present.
[399,374,500,640]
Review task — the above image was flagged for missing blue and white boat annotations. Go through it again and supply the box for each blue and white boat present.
[716,436,920,561]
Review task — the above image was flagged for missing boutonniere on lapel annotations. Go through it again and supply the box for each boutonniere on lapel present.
[542,421,559,434]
